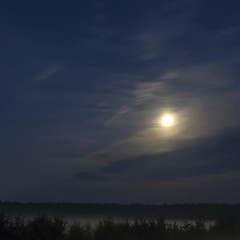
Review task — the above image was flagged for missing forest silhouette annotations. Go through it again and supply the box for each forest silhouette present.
[1,202,240,219]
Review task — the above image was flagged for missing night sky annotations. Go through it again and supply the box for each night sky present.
[1,0,240,204]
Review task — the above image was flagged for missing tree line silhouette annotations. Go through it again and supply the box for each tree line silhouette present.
[0,212,240,240]
[1,201,240,219]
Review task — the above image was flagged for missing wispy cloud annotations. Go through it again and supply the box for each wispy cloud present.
[80,62,240,170]
[33,65,60,81]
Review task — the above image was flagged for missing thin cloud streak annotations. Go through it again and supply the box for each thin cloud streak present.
[33,65,61,81]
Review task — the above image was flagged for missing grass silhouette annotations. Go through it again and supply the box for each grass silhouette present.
[0,211,240,240]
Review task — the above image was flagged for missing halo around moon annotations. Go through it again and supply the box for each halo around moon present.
[161,114,173,127]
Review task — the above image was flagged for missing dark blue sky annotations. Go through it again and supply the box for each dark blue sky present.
[1,0,240,203]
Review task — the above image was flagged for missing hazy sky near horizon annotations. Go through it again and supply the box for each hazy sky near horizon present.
[1,0,240,203]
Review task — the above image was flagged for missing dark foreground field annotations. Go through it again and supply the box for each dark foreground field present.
[1,212,240,240]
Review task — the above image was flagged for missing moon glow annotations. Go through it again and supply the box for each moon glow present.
[161,114,173,127]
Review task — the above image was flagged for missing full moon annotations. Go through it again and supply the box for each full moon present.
[161,114,173,127]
